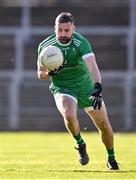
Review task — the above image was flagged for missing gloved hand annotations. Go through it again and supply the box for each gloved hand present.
[89,82,103,110]
[48,65,64,76]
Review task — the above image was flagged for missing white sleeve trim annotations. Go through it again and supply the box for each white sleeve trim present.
[82,52,95,60]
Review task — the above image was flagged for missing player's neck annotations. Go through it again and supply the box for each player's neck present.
[56,38,72,46]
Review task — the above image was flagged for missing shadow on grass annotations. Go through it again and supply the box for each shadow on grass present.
[46,170,136,173]
[3,169,136,173]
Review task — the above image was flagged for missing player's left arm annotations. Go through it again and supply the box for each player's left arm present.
[84,55,103,110]
[84,54,101,84]
[80,38,103,109]
[79,37,101,84]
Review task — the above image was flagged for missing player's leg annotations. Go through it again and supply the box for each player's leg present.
[54,93,89,165]
[85,103,119,170]
[54,93,79,136]
[86,103,113,149]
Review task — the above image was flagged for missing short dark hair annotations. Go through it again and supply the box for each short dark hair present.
[55,12,74,24]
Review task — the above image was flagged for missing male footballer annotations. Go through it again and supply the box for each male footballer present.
[37,12,119,170]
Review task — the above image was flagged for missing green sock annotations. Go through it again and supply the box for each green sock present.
[74,133,85,145]
[107,148,115,161]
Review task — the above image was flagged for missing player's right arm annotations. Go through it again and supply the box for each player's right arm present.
[37,44,49,80]
[37,65,49,80]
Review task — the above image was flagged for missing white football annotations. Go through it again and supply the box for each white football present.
[39,45,63,70]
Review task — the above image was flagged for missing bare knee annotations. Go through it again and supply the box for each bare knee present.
[63,109,76,123]
[97,118,113,134]
[61,97,77,122]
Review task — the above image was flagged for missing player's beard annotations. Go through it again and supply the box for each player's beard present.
[58,36,71,44]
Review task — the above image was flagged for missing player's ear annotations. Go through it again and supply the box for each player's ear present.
[54,25,56,33]
[73,25,75,32]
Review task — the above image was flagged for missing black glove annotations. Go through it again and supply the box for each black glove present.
[48,65,64,76]
[89,82,103,110]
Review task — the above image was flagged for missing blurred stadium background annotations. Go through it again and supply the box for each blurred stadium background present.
[0,0,135,132]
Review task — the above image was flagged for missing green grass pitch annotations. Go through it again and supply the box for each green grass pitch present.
[0,132,136,180]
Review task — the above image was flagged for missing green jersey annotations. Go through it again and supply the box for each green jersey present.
[38,32,95,108]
